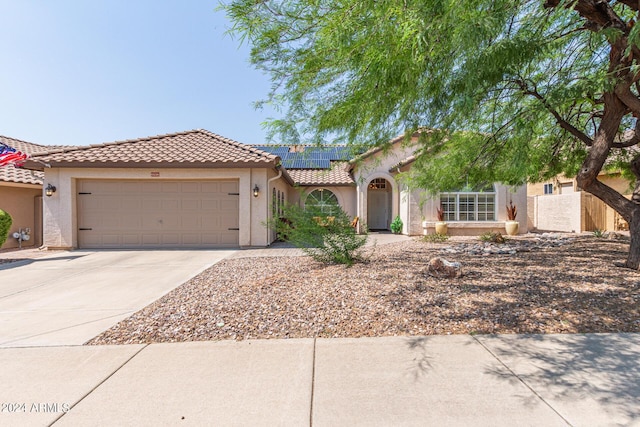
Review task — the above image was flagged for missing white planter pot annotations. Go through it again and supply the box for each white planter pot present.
[435,222,448,235]
[505,221,519,236]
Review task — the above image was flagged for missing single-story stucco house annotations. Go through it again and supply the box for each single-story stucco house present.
[22,129,527,249]
[0,136,49,249]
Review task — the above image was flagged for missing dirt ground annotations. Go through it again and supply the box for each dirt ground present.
[84,236,640,344]
[88,234,640,345]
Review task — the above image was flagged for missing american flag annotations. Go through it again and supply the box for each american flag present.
[0,142,29,167]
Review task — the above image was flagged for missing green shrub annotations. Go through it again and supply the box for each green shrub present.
[592,228,605,238]
[479,231,506,244]
[390,215,403,234]
[423,233,449,243]
[0,209,12,247]
[268,203,368,266]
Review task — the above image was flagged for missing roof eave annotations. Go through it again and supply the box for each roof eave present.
[24,160,279,169]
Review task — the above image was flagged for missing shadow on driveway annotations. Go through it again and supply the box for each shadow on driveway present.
[0,254,87,270]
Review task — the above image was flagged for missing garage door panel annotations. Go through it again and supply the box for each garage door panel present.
[181,182,200,193]
[141,199,162,210]
[220,199,237,212]
[121,235,140,245]
[179,215,200,228]
[219,181,238,193]
[78,179,239,248]
[102,235,122,246]
[181,199,200,210]
[120,182,142,192]
[202,216,220,228]
[201,199,220,210]
[161,234,180,245]
[219,232,239,245]
[141,182,163,192]
[201,182,220,192]
[158,182,180,193]
[162,199,179,210]
[220,216,238,228]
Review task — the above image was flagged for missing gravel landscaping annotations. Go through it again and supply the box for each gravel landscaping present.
[88,234,640,345]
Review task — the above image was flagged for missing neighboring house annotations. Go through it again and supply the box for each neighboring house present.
[0,136,47,249]
[527,172,631,232]
[23,129,528,250]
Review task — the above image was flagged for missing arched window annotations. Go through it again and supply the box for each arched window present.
[305,189,339,215]
[440,184,496,221]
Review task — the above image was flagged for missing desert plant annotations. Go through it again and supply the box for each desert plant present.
[506,200,517,221]
[436,205,445,221]
[0,209,12,247]
[423,233,449,243]
[390,215,403,234]
[593,228,605,238]
[268,203,368,266]
[479,231,506,244]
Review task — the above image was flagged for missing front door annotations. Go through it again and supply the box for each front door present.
[367,178,391,230]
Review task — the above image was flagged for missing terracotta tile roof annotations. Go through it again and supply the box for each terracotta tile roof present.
[287,162,355,186]
[389,155,417,172]
[24,129,278,170]
[0,135,48,185]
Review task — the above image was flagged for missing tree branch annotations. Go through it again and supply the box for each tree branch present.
[612,120,640,148]
[514,79,594,146]
[544,0,626,30]
[617,0,640,12]
[614,82,640,116]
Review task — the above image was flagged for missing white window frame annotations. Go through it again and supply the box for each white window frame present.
[440,186,496,221]
[543,183,553,195]
[305,188,340,216]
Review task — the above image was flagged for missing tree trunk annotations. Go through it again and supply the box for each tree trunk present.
[625,208,640,269]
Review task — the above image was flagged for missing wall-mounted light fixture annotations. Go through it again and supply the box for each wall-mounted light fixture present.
[253,184,260,198]
[45,183,57,197]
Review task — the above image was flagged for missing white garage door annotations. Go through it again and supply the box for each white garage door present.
[77,180,239,248]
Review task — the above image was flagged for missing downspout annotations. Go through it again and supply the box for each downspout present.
[266,167,283,245]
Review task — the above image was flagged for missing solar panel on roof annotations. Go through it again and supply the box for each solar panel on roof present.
[254,145,290,154]
[282,158,331,169]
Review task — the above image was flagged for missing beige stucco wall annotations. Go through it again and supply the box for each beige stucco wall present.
[599,172,632,195]
[42,167,282,249]
[528,172,632,197]
[528,175,575,196]
[531,192,582,232]
[0,183,42,249]
[266,169,291,244]
[399,186,425,235]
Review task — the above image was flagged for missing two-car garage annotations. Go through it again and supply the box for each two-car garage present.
[76,179,240,249]
[25,129,282,249]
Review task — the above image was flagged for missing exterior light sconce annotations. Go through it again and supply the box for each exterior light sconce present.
[253,184,260,198]
[45,183,57,197]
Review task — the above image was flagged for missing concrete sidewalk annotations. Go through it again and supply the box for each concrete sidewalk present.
[1,333,638,426]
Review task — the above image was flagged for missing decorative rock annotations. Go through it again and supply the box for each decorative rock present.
[440,234,577,256]
[427,257,462,278]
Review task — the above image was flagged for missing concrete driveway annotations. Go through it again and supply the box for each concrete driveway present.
[0,249,235,347]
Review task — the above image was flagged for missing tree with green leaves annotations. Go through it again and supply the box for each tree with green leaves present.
[226,0,640,269]
[269,202,368,266]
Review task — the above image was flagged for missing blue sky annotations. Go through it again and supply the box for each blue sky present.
[0,1,275,146]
